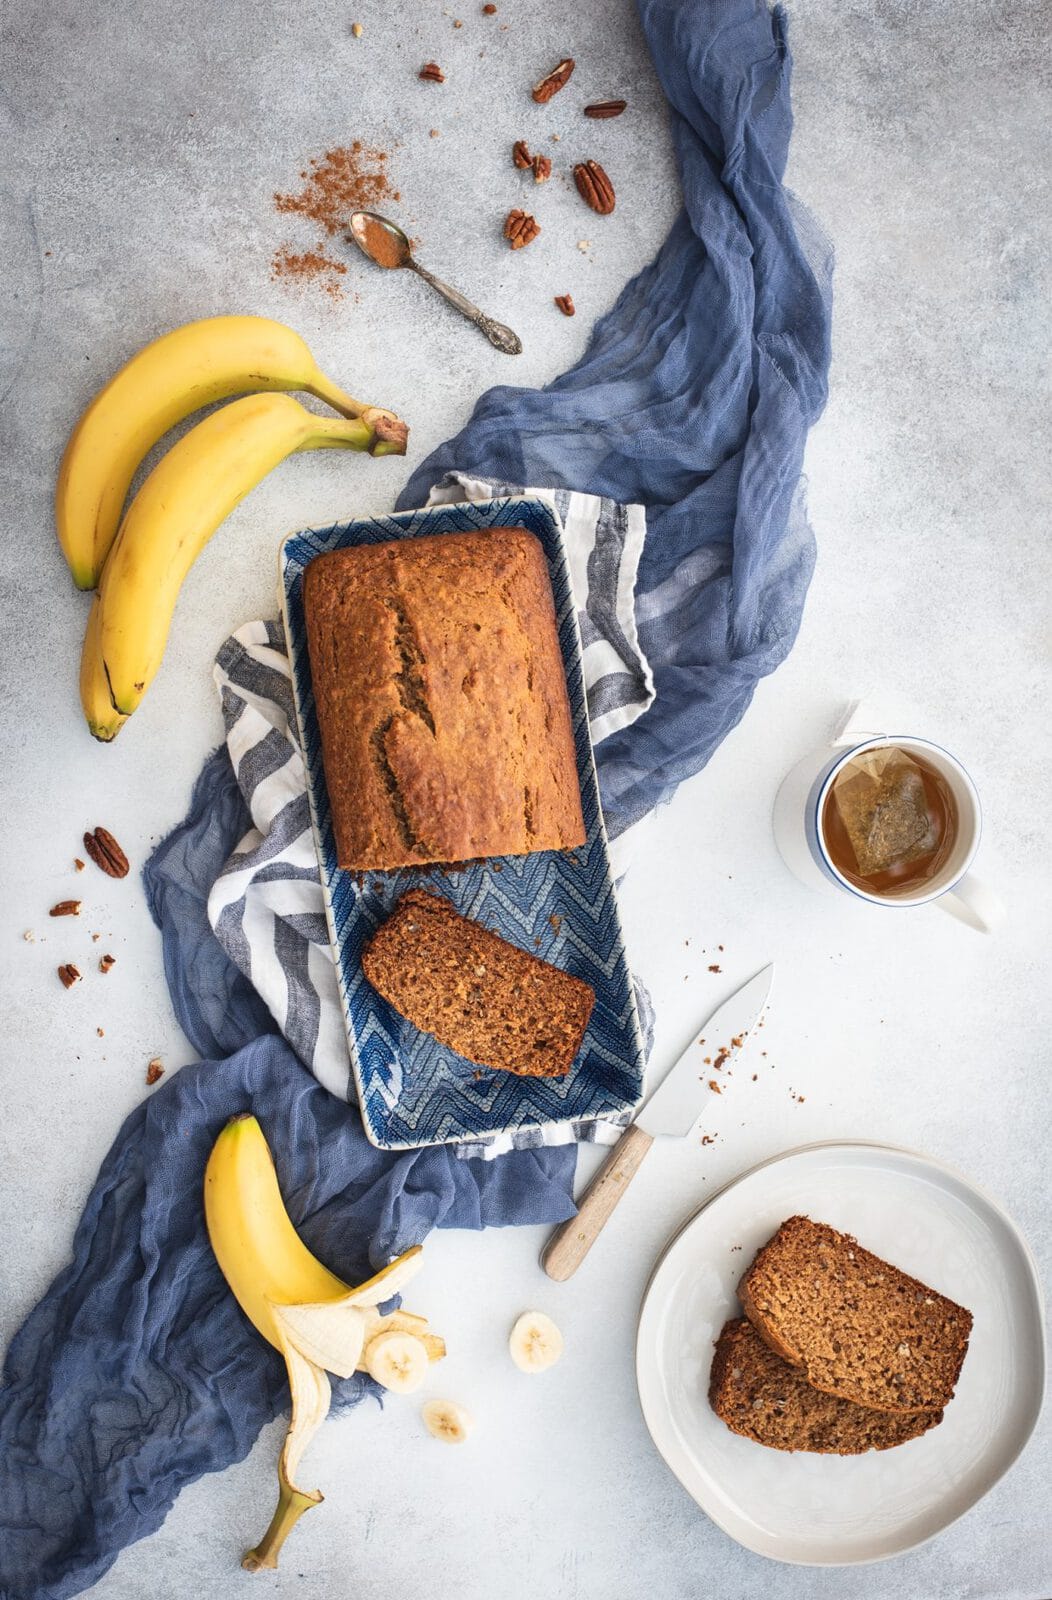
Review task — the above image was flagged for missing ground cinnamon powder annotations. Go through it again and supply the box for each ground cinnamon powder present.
[275,142,398,235]
[271,141,399,296]
[359,215,405,269]
[271,243,348,299]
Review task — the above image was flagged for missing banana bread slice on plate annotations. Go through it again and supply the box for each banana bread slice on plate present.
[709,1317,940,1453]
[738,1215,973,1414]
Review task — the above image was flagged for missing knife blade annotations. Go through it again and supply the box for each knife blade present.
[541,964,774,1281]
[636,963,775,1138]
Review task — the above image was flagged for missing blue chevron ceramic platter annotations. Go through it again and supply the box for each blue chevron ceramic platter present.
[280,496,646,1150]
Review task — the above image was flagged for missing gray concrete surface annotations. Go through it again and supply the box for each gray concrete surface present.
[1,2,1049,1598]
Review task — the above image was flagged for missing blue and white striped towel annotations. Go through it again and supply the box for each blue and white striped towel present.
[207,477,655,1156]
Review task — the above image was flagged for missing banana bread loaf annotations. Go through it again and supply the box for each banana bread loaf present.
[738,1216,972,1414]
[303,529,585,872]
[709,1317,940,1453]
[362,890,594,1077]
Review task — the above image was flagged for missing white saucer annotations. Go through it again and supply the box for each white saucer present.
[635,1141,1045,1566]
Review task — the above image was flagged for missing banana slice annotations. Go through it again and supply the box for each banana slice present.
[363,1330,429,1394]
[422,1399,474,1444]
[509,1311,564,1373]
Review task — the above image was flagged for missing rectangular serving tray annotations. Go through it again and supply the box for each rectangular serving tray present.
[279,494,646,1150]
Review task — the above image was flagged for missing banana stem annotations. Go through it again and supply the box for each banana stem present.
[305,410,408,457]
[242,1471,323,1573]
[304,369,368,419]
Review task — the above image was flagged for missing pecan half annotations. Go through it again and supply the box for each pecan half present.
[532,58,574,104]
[99,953,116,973]
[584,99,627,119]
[58,963,81,989]
[573,159,615,215]
[512,139,532,170]
[554,294,575,317]
[146,1058,165,1086]
[504,209,541,249]
[50,900,82,917]
[419,61,445,82]
[532,153,552,183]
[83,826,130,878]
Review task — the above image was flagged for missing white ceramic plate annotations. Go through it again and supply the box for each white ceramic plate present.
[635,1142,1045,1566]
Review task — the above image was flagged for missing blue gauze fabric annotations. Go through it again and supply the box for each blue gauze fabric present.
[401,0,832,840]
[0,4,832,1596]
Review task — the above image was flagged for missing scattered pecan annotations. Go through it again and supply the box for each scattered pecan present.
[532,58,574,104]
[83,826,130,878]
[74,857,85,871]
[504,209,541,249]
[554,294,575,317]
[584,99,627,119]
[50,900,82,917]
[99,953,116,973]
[146,1058,165,1086]
[58,963,81,989]
[419,61,445,82]
[512,139,532,170]
[573,159,615,215]
[532,153,552,183]
[483,2,497,10]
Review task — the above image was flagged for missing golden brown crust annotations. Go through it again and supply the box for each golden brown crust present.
[738,1216,972,1415]
[303,529,585,872]
[362,890,594,1077]
[709,1318,941,1453]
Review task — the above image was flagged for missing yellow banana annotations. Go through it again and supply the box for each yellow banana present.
[204,1114,439,1571]
[56,314,380,590]
[79,596,127,742]
[88,391,406,733]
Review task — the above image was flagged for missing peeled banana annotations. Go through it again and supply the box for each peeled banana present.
[86,391,405,734]
[204,1114,442,1571]
[56,314,376,590]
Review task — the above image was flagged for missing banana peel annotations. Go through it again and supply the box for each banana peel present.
[204,1115,443,1573]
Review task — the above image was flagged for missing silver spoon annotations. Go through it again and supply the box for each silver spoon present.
[347,211,522,356]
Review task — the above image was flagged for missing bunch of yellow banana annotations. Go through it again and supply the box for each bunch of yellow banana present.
[59,315,408,740]
[204,1114,444,1572]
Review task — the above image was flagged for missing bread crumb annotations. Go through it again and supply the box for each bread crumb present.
[23,930,35,942]
[146,1058,164,1086]
[708,1080,722,1094]
[351,21,363,36]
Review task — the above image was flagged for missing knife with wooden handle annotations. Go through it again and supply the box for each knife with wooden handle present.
[541,964,774,1281]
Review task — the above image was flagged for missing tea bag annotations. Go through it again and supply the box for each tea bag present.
[831,748,940,878]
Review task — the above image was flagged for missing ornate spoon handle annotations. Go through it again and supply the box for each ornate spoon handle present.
[409,260,523,355]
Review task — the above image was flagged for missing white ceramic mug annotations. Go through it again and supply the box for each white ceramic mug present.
[772,704,1005,934]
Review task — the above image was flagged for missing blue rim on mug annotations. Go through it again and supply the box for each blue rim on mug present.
[805,736,983,908]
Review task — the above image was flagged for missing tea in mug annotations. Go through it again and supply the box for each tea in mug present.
[821,746,959,896]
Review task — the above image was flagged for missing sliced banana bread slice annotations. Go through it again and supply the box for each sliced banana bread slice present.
[738,1216,972,1414]
[362,890,594,1077]
[709,1318,940,1452]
